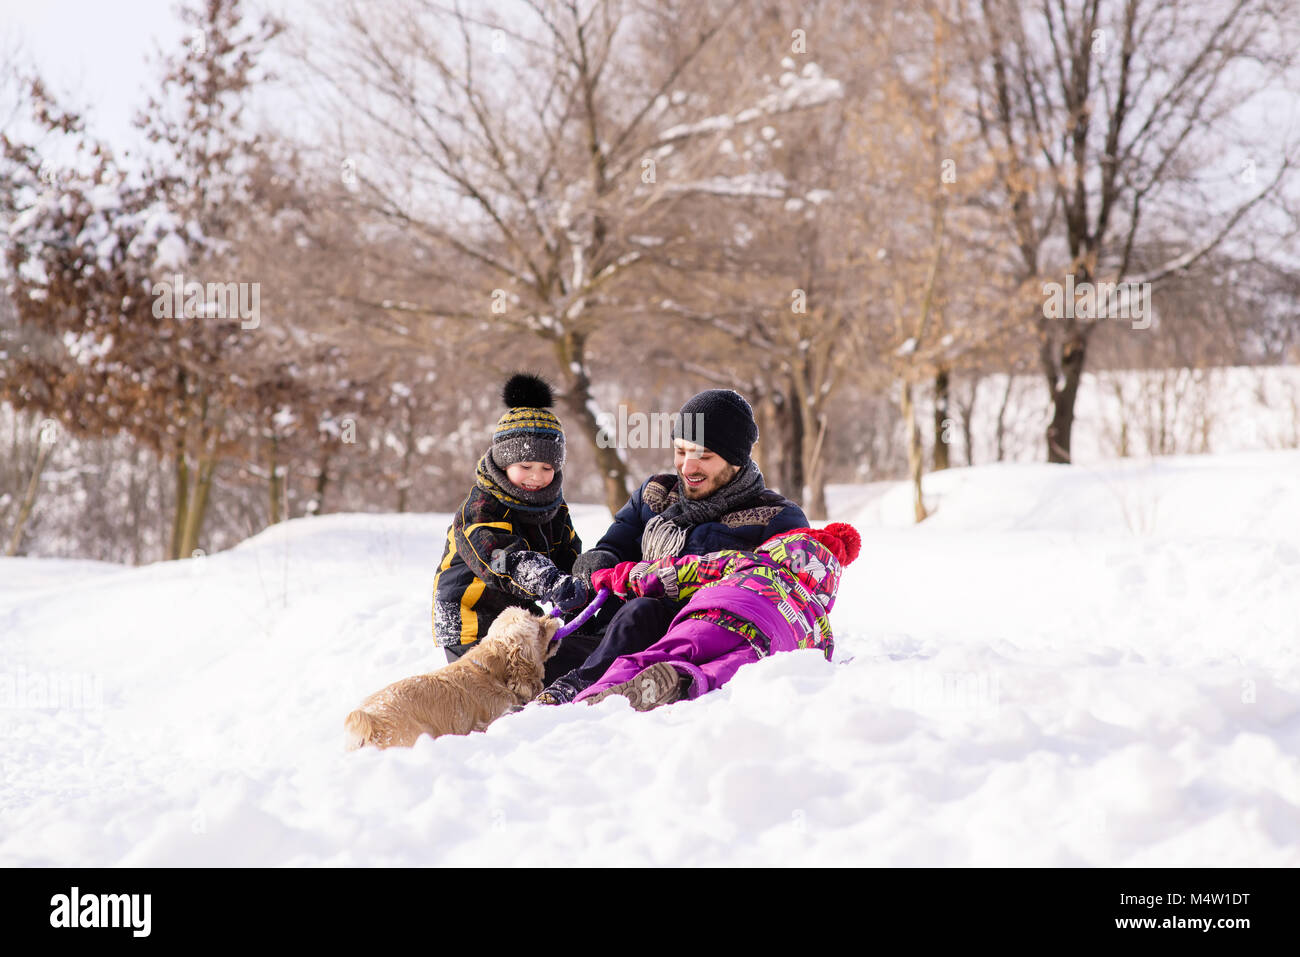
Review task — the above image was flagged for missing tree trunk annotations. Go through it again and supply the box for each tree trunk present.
[955,374,978,467]
[933,367,951,471]
[179,455,215,557]
[794,362,829,519]
[901,379,929,523]
[769,388,804,504]
[802,410,829,521]
[397,414,414,514]
[752,390,773,482]
[556,330,631,514]
[170,442,189,560]
[127,447,145,565]
[1044,323,1089,464]
[170,369,190,560]
[1111,378,1130,457]
[1195,371,1213,453]
[994,373,1014,462]
[310,454,330,515]
[5,430,54,557]
[268,435,282,525]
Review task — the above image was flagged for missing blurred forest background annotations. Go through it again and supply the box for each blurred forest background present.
[1,0,1298,562]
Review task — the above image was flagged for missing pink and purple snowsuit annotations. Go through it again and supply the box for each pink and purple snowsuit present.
[573,529,844,703]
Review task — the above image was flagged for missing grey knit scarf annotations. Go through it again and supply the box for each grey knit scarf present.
[641,458,766,562]
[476,451,564,523]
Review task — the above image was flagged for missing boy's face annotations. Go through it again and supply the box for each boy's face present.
[506,461,555,491]
[673,439,738,500]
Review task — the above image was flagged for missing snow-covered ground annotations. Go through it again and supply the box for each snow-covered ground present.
[2,450,1298,866]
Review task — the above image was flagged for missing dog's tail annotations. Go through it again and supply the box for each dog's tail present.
[344,709,379,751]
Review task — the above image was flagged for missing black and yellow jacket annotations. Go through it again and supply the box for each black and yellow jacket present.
[432,472,581,652]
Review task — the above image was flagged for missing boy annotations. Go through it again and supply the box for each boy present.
[433,373,589,668]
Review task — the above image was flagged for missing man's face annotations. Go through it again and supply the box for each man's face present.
[674,439,738,499]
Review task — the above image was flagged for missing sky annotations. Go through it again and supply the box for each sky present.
[1,0,192,155]
[0,0,311,161]
[2,0,1295,244]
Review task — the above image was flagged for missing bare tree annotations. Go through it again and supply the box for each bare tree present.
[836,0,1020,520]
[962,0,1300,463]
[292,0,873,512]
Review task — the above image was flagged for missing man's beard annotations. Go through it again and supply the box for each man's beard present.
[678,465,735,499]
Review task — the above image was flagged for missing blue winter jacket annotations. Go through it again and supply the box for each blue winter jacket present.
[591,471,808,564]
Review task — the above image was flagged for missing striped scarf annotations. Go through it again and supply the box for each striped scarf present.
[640,458,766,561]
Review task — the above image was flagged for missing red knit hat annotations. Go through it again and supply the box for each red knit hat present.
[766,523,861,566]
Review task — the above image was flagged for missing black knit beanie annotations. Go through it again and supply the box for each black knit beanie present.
[671,389,759,466]
[490,373,566,470]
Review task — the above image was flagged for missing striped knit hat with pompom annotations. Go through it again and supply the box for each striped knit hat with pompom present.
[490,372,566,470]
[767,522,862,566]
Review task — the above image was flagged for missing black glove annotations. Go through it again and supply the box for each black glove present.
[545,575,589,614]
[571,549,621,588]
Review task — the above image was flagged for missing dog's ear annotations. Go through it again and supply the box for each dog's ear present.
[504,642,543,701]
[537,615,561,660]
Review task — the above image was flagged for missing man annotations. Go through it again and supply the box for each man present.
[536,387,808,704]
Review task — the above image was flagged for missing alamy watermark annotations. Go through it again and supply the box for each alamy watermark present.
[151,273,260,329]
[596,407,705,451]
[1043,274,1151,330]
[0,667,103,711]
[891,669,1001,715]
[50,887,151,937]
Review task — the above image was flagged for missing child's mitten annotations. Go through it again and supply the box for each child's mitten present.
[591,561,638,598]
[545,575,590,613]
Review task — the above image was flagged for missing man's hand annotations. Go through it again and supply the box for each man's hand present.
[571,549,620,587]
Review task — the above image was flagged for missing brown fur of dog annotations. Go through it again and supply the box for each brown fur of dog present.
[344,607,561,750]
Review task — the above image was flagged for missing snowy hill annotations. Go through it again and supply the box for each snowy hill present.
[2,451,1298,865]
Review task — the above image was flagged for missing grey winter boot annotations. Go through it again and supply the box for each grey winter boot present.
[585,662,689,711]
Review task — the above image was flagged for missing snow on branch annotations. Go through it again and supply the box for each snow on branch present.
[664,172,789,199]
[655,63,843,146]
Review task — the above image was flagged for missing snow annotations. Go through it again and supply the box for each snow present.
[61,330,114,365]
[658,66,842,143]
[667,172,789,199]
[7,199,50,238]
[659,113,736,141]
[1,452,1298,865]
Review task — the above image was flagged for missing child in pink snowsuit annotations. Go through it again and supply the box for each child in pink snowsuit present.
[574,523,860,710]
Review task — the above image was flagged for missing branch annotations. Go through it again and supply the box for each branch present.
[1126,157,1292,285]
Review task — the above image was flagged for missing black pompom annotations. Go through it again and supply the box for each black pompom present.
[502,372,554,409]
